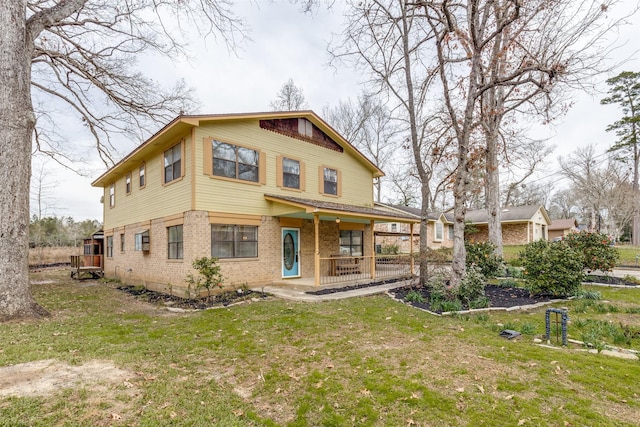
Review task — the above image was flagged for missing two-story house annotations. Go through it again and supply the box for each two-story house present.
[91,111,419,296]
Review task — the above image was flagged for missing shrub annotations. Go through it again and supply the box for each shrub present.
[465,241,504,278]
[380,243,399,255]
[520,240,584,296]
[573,289,602,300]
[497,278,518,288]
[505,265,523,278]
[404,289,425,304]
[563,231,619,272]
[185,257,224,298]
[457,266,486,307]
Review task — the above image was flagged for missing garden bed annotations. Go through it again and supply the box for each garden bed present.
[389,284,559,314]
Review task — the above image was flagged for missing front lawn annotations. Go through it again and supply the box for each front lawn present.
[1,269,639,426]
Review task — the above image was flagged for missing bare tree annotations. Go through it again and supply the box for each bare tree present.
[559,145,633,236]
[323,94,400,201]
[270,78,309,111]
[330,1,467,285]
[0,1,244,320]
[423,0,629,283]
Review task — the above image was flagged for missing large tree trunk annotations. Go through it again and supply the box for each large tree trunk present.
[485,134,503,254]
[0,2,48,320]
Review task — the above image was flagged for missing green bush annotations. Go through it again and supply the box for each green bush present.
[457,266,486,307]
[563,231,619,272]
[380,243,399,255]
[404,289,425,304]
[520,240,584,296]
[505,265,523,278]
[465,241,504,278]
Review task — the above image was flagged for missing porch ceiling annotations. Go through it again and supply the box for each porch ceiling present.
[264,194,420,224]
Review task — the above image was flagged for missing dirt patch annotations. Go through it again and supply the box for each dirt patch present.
[0,359,132,398]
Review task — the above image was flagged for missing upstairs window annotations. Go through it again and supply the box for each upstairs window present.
[125,174,131,194]
[283,158,300,189]
[139,163,146,188]
[164,143,182,184]
[213,140,259,182]
[323,167,338,195]
[109,184,115,207]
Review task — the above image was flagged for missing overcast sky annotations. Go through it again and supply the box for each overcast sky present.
[34,0,640,222]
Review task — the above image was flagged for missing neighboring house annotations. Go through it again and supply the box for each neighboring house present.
[547,218,579,240]
[465,205,551,245]
[91,111,418,295]
[374,204,454,252]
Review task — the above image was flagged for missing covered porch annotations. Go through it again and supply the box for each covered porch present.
[265,194,420,287]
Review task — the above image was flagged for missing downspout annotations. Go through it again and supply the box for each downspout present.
[314,214,320,286]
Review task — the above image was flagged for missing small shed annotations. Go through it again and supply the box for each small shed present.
[548,218,579,241]
[82,229,104,269]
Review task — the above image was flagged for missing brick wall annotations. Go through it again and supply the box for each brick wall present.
[104,212,371,295]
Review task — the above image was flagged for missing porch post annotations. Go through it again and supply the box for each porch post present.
[314,214,320,286]
[410,223,415,275]
[370,220,376,280]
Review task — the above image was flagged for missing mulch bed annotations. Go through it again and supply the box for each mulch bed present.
[584,274,639,286]
[389,284,560,314]
[306,278,407,295]
[117,285,268,310]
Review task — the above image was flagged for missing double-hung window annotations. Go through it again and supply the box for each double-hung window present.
[120,233,125,252]
[212,140,259,182]
[106,236,113,258]
[167,225,183,259]
[125,174,131,194]
[448,225,454,240]
[435,222,444,241]
[211,224,258,258]
[109,184,115,207]
[283,158,300,189]
[339,230,363,256]
[164,143,182,184]
[323,167,338,195]
[139,163,146,188]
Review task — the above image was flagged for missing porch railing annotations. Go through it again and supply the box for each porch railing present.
[318,254,414,286]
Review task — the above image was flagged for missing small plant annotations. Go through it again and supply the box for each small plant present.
[473,313,489,323]
[465,241,504,278]
[505,266,523,278]
[469,296,490,309]
[185,257,225,298]
[573,289,602,300]
[520,322,537,336]
[404,289,425,304]
[380,243,399,255]
[438,299,463,313]
[497,278,518,288]
[622,274,640,285]
[520,240,584,296]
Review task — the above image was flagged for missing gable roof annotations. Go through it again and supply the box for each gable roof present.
[374,203,455,223]
[548,218,578,231]
[92,111,383,187]
[466,205,550,225]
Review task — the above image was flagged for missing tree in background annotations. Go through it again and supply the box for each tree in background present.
[323,94,399,202]
[601,71,640,245]
[0,1,244,320]
[330,1,456,285]
[270,78,308,111]
[423,0,625,284]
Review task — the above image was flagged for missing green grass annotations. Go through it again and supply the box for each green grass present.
[1,270,640,426]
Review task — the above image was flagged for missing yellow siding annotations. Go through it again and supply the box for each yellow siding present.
[193,120,375,215]
[103,137,193,229]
